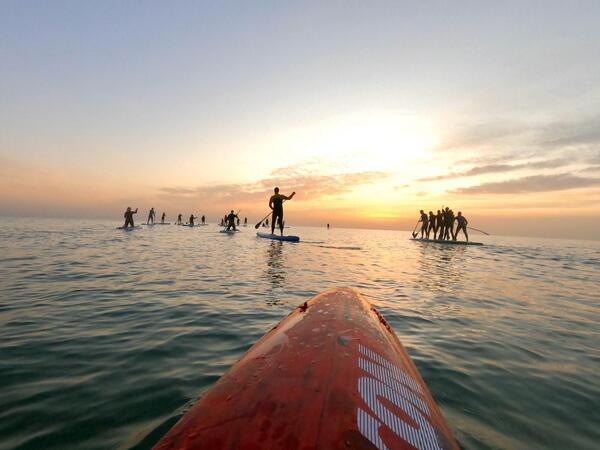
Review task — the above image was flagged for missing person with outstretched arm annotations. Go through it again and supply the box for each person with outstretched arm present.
[418,210,428,239]
[123,207,138,228]
[226,210,239,231]
[454,212,469,241]
[269,187,295,235]
[147,207,155,224]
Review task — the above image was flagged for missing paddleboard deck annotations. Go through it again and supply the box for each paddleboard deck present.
[143,223,171,225]
[219,229,240,234]
[152,287,459,450]
[411,237,483,246]
[116,226,141,230]
[257,232,300,242]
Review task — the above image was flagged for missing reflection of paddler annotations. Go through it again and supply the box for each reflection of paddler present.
[269,187,295,235]
[123,207,138,228]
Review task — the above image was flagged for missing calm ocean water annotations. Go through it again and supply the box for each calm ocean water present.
[1,218,599,450]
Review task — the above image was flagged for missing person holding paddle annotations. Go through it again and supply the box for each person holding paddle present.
[454,211,469,241]
[226,210,239,231]
[269,187,295,235]
[418,210,428,238]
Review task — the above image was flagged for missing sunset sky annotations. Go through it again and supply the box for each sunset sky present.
[1,1,599,239]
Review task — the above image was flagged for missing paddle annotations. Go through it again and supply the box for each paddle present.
[254,202,285,229]
[411,220,421,238]
[468,226,490,236]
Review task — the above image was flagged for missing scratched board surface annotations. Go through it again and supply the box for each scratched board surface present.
[1,218,599,449]
[153,288,459,450]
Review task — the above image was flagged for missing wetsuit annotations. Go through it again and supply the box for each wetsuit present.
[269,195,285,233]
[435,212,443,239]
[447,211,456,239]
[123,209,137,228]
[420,212,428,238]
[441,210,450,240]
[455,215,468,241]
[427,213,436,239]
[226,213,238,231]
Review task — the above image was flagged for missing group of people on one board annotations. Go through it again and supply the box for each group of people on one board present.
[122,187,296,235]
[417,207,470,241]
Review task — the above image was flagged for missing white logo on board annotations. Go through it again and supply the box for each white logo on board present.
[357,344,443,450]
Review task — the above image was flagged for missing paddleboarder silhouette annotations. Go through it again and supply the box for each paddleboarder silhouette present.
[269,187,295,235]
[123,207,138,228]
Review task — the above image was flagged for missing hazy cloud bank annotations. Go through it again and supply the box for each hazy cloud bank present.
[158,167,388,204]
[451,173,600,195]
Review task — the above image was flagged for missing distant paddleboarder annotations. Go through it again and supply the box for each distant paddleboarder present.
[226,210,239,231]
[189,214,196,226]
[244,217,248,226]
[269,187,295,235]
[427,211,436,239]
[435,210,443,240]
[123,207,138,228]
[418,210,428,238]
[161,212,166,224]
[176,214,183,225]
[201,215,206,225]
[147,207,155,225]
[454,211,469,241]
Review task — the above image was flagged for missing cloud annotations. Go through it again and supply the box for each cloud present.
[158,167,388,204]
[418,158,569,182]
[451,173,600,195]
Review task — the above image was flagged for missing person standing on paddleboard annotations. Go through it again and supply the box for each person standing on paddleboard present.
[147,207,155,225]
[226,210,239,231]
[427,211,436,239]
[123,207,138,228]
[161,212,166,224]
[189,214,195,226]
[454,211,469,241]
[418,210,428,238]
[201,215,206,225]
[435,209,443,239]
[244,217,247,226]
[269,187,295,235]
[176,214,183,225]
